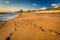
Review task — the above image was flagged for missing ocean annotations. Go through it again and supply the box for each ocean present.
[0,12,19,22]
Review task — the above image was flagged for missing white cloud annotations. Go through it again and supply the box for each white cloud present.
[5,1,10,4]
[32,4,37,6]
[51,4,60,8]
[40,7,47,10]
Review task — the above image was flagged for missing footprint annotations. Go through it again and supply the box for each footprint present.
[54,31,57,33]
[34,24,37,27]
[9,33,13,36]
[49,29,53,32]
[41,29,45,31]
[57,33,60,35]
[6,36,11,40]
[15,28,17,31]
[39,27,45,31]
[0,27,1,29]
[39,27,42,29]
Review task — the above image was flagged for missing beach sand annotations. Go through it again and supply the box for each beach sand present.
[0,11,60,40]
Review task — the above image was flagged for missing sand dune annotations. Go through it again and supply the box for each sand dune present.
[0,11,60,40]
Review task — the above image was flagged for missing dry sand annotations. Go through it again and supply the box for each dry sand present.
[0,11,60,40]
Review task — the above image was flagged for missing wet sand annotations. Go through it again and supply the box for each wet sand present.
[0,11,60,40]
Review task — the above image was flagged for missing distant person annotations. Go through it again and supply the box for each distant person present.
[20,10,23,12]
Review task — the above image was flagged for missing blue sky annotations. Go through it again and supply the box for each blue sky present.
[0,0,60,11]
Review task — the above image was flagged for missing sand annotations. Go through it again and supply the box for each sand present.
[0,11,60,40]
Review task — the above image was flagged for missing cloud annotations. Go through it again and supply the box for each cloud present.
[51,4,60,8]
[40,7,47,10]
[5,1,10,4]
[32,4,37,6]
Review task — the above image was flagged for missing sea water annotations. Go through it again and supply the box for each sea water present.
[0,12,19,22]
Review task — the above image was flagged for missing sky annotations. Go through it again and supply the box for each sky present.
[0,0,60,11]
